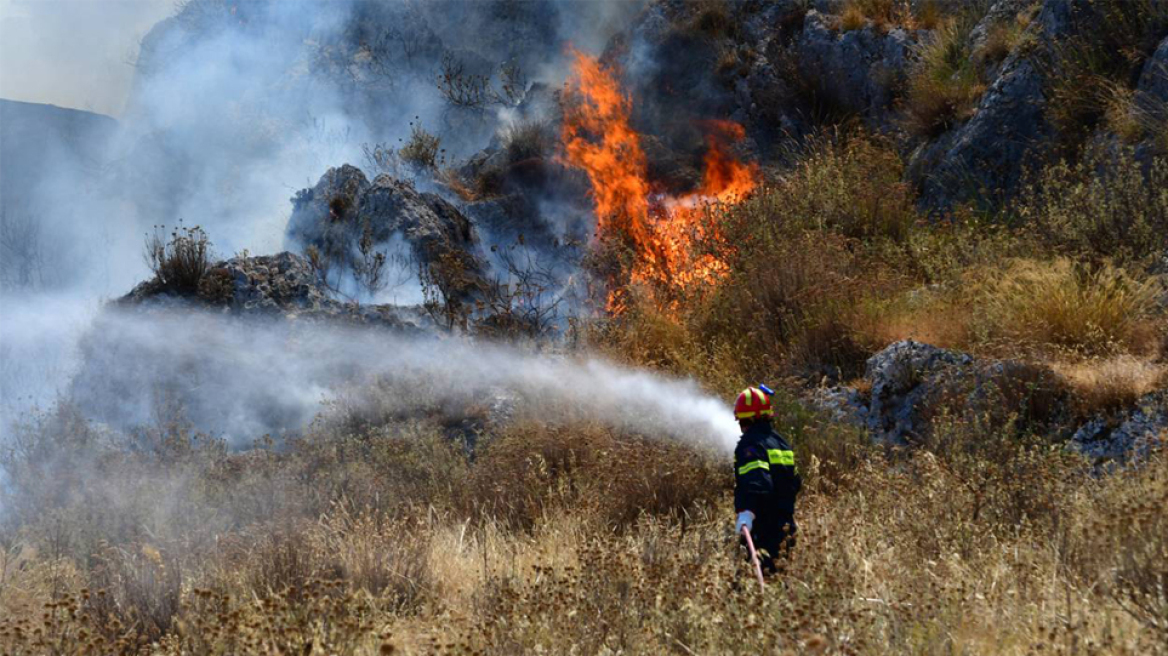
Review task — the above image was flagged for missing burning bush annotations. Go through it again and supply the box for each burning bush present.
[560,50,758,312]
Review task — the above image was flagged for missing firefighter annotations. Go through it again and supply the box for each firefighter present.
[733,386,801,574]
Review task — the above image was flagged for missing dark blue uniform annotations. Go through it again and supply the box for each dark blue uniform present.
[734,420,801,571]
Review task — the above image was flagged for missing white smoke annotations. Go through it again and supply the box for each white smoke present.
[66,308,740,452]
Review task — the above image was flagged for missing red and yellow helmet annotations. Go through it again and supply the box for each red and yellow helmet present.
[734,387,773,420]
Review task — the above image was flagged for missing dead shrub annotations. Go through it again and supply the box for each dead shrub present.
[1110,456,1168,640]
[688,0,735,39]
[196,266,233,304]
[144,224,213,295]
[237,523,320,596]
[398,122,442,171]
[501,119,550,163]
[919,409,1079,536]
[464,417,724,531]
[85,543,182,647]
[312,505,431,609]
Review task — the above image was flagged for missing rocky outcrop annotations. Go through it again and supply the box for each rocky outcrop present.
[286,166,489,303]
[812,340,1071,444]
[121,251,426,330]
[862,340,974,442]
[811,339,1167,462]
[1071,391,1167,463]
[911,46,1049,210]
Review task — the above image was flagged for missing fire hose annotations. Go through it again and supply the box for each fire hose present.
[741,525,766,591]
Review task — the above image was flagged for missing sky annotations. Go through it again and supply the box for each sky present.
[0,0,173,116]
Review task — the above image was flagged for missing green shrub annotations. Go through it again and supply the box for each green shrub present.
[1013,147,1168,261]
[767,134,917,242]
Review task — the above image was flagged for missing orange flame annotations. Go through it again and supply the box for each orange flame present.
[560,50,758,311]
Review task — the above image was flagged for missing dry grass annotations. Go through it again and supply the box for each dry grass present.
[838,0,942,32]
[1042,0,1168,144]
[1053,355,1168,417]
[839,4,867,32]
[978,258,1162,356]
[2,400,1165,654]
[903,15,986,138]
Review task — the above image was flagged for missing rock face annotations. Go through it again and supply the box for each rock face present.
[1138,36,1168,108]
[912,49,1050,210]
[286,166,488,304]
[796,10,918,125]
[0,100,118,290]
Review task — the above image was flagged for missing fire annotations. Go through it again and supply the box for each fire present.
[560,50,758,311]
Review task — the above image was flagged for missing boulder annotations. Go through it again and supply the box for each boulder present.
[863,340,972,442]
[810,338,1168,463]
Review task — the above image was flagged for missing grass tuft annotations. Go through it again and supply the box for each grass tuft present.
[978,258,1161,356]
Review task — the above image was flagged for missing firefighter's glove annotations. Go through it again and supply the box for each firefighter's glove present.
[736,511,755,534]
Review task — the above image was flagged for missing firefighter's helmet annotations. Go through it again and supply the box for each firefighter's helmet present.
[734,387,773,420]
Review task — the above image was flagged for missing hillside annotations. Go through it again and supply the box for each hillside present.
[0,99,117,290]
[0,0,1166,654]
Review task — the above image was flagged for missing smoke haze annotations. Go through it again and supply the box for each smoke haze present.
[0,0,173,116]
[1,1,742,472]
